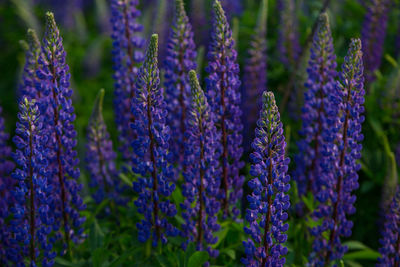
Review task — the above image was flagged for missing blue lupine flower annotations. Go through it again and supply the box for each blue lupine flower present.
[18,29,42,100]
[377,187,400,266]
[36,12,85,248]
[164,0,197,172]
[293,13,337,198]
[132,34,178,247]
[7,98,56,267]
[0,105,15,265]
[310,38,365,266]
[86,89,126,205]
[181,70,220,258]
[110,0,145,165]
[243,0,268,152]
[206,0,244,218]
[242,91,291,267]
[361,0,391,84]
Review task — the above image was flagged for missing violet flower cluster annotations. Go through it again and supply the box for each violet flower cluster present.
[310,38,365,266]
[377,187,400,266]
[110,0,145,164]
[7,98,56,267]
[36,12,85,247]
[361,0,391,84]
[294,13,337,198]
[206,0,244,218]
[0,105,15,265]
[181,70,221,258]
[243,0,268,152]
[277,0,301,68]
[164,0,197,171]
[86,89,126,205]
[131,34,178,247]
[242,91,290,267]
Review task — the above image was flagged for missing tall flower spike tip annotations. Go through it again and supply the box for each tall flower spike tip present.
[132,34,178,247]
[164,0,197,174]
[7,98,56,266]
[277,0,301,68]
[0,106,15,265]
[361,0,391,84]
[206,0,244,218]
[377,187,400,266]
[36,12,86,249]
[86,89,125,205]
[242,91,291,267]
[110,0,145,166]
[181,70,221,258]
[19,29,42,100]
[310,38,365,265]
[293,13,337,199]
[243,0,268,153]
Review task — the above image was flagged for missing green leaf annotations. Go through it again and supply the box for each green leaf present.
[343,241,369,250]
[221,248,236,260]
[109,247,141,267]
[187,251,209,267]
[55,258,86,267]
[89,219,105,251]
[343,250,380,260]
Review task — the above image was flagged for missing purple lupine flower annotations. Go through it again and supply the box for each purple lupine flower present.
[132,34,178,247]
[310,38,365,265]
[206,0,244,218]
[36,12,85,248]
[277,0,301,68]
[293,13,337,198]
[86,89,126,205]
[242,0,268,153]
[0,105,15,265]
[242,91,291,267]
[181,70,221,258]
[361,0,391,84]
[7,98,56,267]
[18,29,42,100]
[110,0,145,165]
[377,187,400,266]
[164,0,197,172]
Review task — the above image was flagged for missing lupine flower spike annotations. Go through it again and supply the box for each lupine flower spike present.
[310,38,365,265]
[361,0,391,84]
[132,34,178,247]
[377,187,400,266]
[36,12,85,248]
[243,0,268,152]
[164,0,197,172]
[8,98,56,267]
[293,13,337,198]
[0,105,15,265]
[242,91,291,267]
[181,70,221,258]
[110,0,144,164]
[19,29,42,100]
[206,0,244,218]
[86,89,126,205]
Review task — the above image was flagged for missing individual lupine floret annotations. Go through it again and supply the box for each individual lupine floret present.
[0,105,15,265]
[242,91,291,267]
[293,13,337,198]
[164,0,197,172]
[132,34,178,247]
[36,12,85,248]
[377,187,400,266]
[181,70,221,258]
[18,29,42,100]
[110,0,145,164]
[7,98,56,267]
[243,0,268,152]
[86,89,126,205]
[277,0,301,68]
[310,38,365,266]
[206,0,244,218]
[361,0,391,84]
